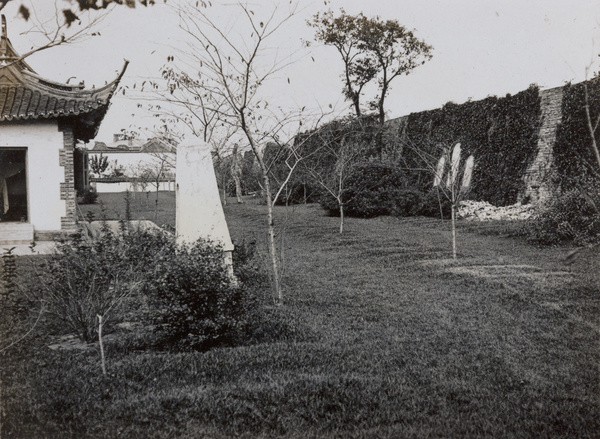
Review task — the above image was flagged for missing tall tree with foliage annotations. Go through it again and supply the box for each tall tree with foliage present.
[310,9,432,124]
[308,9,377,118]
[359,16,433,125]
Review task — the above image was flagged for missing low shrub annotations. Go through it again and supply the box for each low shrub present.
[34,223,176,341]
[419,189,453,218]
[319,164,458,219]
[28,215,275,352]
[79,187,98,205]
[145,239,268,350]
[523,186,600,245]
[273,182,320,206]
[390,188,424,217]
[320,163,407,218]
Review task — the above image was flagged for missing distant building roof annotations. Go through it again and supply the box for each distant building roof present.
[91,138,145,152]
[141,138,177,153]
[0,15,127,142]
[91,136,176,154]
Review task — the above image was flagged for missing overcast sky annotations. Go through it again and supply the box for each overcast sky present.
[4,0,600,143]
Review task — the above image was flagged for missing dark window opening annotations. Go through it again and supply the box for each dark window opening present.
[0,149,27,222]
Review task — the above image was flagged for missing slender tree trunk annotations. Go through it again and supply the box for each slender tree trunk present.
[339,203,344,234]
[232,144,244,204]
[378,78,388,126]
[263,174,282,304]
[377,80,388,160]
[234,178,243,204]
[154,185,159,223]
[353,95,361,118]
[451,190,457,260]
[240,113,283,305]
[437,187,444,220]
[344,65,361,117]
[97,315,107,376]
[221,172,228,206]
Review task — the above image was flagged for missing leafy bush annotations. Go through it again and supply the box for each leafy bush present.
[34,231,144,342]
[523,186,600,245]
[419,189,453,218]
[31,217,273,351]
[320,163,407,218]
[79,187,98,205]
[30,222,174,342]
[145,239,267,350]
[319,164,459,219]
[390,188,424,217]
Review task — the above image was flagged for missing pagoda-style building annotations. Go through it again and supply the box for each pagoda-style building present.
[0,15,127,244]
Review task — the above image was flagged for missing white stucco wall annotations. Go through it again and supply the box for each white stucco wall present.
[92,180,175,193]
[0,120,65,231]
[88,151,175,177]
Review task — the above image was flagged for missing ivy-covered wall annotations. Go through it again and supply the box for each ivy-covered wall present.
[553,77,600,187]
[295,78,598,211]
[392,85,542,206]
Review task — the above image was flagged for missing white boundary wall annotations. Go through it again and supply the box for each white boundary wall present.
[92,180,175,193]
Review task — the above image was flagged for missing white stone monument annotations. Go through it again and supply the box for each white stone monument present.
[176,139,234,270]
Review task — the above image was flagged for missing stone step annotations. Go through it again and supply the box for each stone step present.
[0,223,35,245]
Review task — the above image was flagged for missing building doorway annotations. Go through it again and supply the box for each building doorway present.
[0,148,28,222]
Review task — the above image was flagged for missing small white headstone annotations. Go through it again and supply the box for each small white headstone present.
[175,139,234,254]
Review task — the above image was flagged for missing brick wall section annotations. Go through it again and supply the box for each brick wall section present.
[520,86,564,204]
[58,126,78,231]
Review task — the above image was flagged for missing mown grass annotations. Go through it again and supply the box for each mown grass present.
[78,191,176,227]
[1,195,599,438]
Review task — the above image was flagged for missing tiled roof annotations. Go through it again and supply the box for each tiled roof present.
[0,15,127,141]
[0,74,122,122]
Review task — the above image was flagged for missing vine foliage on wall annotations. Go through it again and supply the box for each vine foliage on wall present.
[396,84,541,206]
[553,77,600,187]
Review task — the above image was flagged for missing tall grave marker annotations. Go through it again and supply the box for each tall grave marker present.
[176,139,234,269]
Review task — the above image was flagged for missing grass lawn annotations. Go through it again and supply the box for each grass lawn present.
[78,191,176,227]
[1,193,599,438]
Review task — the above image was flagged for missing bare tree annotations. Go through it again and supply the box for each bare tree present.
[299,118,374,233]
[209,127,242,205]
[231,142,244,204]
[137,150,175,222]
[151,1,326,305]
[432,143,474,259]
